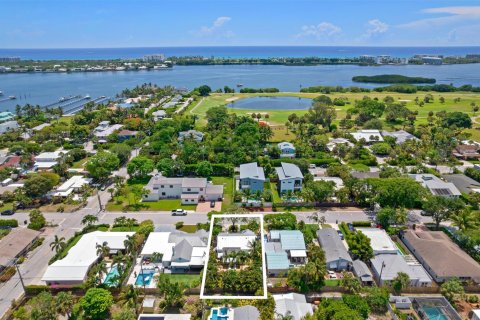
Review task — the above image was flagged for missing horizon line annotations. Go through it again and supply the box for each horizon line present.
[2,45,480,50]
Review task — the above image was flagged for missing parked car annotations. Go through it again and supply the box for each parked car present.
[328,270,337,279]
[210,201,215,208]
[1,209,15,216]
[171,209,187,216]
[347,223,355,232]
[337,230,344,240]
[309,164,316,169]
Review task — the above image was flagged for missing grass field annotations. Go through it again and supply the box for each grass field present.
[106,197,196,212]
[190,92,480,140]
[163,273,201,287]
[178,224,197,233]
[211,176,234,210]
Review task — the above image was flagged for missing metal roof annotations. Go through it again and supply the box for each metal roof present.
[276,162,303,180]
[266,251,290,271]
[239,162,265,180]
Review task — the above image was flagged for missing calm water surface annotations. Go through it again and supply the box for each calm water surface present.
[2,63,480,111]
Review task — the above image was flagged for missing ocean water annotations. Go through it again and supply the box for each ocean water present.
[1,46,480,60]
[2,63,480,111]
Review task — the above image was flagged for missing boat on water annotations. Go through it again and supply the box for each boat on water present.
[237,84,243,87]
[9,96,16,100]
[0,91,3,96]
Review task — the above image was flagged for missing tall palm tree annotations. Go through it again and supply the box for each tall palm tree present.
[124,235,137,257]
[308,211,326,228]
[55,291,74,318]
[119,284,139,310]
[451,209,476,231]
[96,241,110,258]
[50,235,66,254]
[151,252,163,270]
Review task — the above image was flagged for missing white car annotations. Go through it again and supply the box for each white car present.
[171,209,187,216]
[328,270,337,279]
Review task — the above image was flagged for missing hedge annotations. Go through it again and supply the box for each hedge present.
[465,168,480,183]
[352,221,372,227]
[0,219,18,228]
[183,163,234,176]
[25,285,49,295]
[0,266,16,282]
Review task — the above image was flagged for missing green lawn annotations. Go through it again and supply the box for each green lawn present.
[106,198,196,212]
[211,176,234,210]
[179,225,197,233]
[0,202,14,212]
[163,274,201,287]
[72,157,90,169]
[325,279,341,286]
[269,183,282,204]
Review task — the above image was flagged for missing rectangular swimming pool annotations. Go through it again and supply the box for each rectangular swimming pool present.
[103,265,120,287]
[135,269,155,286]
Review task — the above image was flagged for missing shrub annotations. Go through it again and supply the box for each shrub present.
[175,221,184,230]
[352,221,372,227]
[0,266,16,282]
[0,219,18,228]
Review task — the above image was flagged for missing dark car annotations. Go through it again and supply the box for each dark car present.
[337,230,344,240]
[210,201,215,208]
[1,209,15,216]
[347,223,355,232]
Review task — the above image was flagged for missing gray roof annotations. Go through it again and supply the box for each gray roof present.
[276,162,303,181]
[409,174,461,197]
[233,306,260,320]
[352,259,373,282]
[239,162,265,181]
[265,242,283,253]
[278,142,295,150]
[382,130,419,144]
[181,178,207,188]
[317,229,352,265]
[266,251,290,271]
[370,254,431,283]
[277,230,306,251]
[274,293,313,320]
[443,174,480,194]
[171,239,193,261]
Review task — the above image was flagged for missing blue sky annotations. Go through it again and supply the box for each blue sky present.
[2,0,480,48]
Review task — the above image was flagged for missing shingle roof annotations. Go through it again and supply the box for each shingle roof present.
[317,229,352,264]
[0,228,41,267]
[172,239,193,261]
[233,306,260,320]
[276,162,303,181]
[352,259,373,282]
[240,162,265,180]
[402,230,480,281]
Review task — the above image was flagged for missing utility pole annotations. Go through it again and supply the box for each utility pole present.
[14,260,25,291]
[97,189,102,213]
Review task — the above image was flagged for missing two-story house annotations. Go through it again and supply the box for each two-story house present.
[275,162,303,194]
[239,162,266,192]
[143,175,223,204]
[277,142,296,158]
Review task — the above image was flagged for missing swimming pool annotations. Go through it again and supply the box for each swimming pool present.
[422,306,449,320]
[228,96,312,110]
[135,269,155,286]
[210,307,229,320]
[103,265,120,287]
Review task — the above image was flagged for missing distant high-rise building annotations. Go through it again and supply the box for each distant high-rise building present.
[0,57,20,62]
[143,54,165,62]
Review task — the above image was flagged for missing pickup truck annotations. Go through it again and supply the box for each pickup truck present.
[171,209,187,216]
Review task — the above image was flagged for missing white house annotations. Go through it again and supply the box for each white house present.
[216,230,257,259]
[409,174,461,198]
[370,254,432,287]
[143,175,223,204]
[93,121,123,140]
[34,150,69,169]
[356,228,398,255]
[351,130,383,143]
[178,130,204,142]
[274,293,313,320]
[275,162,303,194]
[277,142,296,158]
[326,138,353,152]
[42,231,134,285]
[141,230,208,272]
[152,110,167,121]
[52,175,92,197]
[382,130,419,144]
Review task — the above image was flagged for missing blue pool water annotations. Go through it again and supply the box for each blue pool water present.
[228,96,312,110]
[103,265,120,287]
[135,269,155,286]
[422,307,449,320]
[210,307,229,320]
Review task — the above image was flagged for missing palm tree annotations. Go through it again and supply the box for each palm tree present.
[125,217,138,231]
[81,214,98,227]
[112,251,128,274]
[451,209,476,231]
[119,284,139,310]
[124,234,137,257]
[55,291,74,318]
[49,235,66,254]
[308,211,326,228]
[96,241,110,258]
[151,252,163,270]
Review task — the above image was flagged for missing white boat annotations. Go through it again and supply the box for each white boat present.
[9,96,16,100]
[0,91,3,96]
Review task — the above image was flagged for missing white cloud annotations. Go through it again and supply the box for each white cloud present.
[297,22,342,39]
[365,19,389,36]
[400,6,480,29]
[195,16,232,36]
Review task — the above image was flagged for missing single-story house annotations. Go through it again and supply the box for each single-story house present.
[452,144,480,160]
[443,174,480,194]
[326,138,353,152]
[356,228,398,255]
[42,231,134,285]
[34,150,69,170]
[143,175,223,204]
[138,314,191,320]
[52,175,92,198]
[401,229,480,283]
[352,259,373,285]
[273,293,313,320]
[208,306,259,320]
[141,230,208,272]
[370,254,432,287]
[216,230,257,259]
[275,162,303,194]
[0,121,19,134]
[317,229,352,271]
[0,155,21,170]
[265,230,307,275]
[152,110,167,121]
[178,130,204,142]
[381,130,419,144]
[409,174,461,198]
[93,121,123,139]
[239,162,265,192]
[351,129,383,143]
[0,228,41,270]
[117,129,139,141]
[277,142,296,158]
